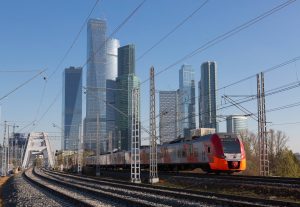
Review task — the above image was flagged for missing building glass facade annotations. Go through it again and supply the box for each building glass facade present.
[115,44,140,151]
[178,64,196,138]
[199,61,218,131]
[85,19,119,153]
[62,67,82,150]
[159,91,179,143]
[226,115,248,134]
[106,38,120,146]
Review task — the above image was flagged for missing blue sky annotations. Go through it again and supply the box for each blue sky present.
[0,0,300,152]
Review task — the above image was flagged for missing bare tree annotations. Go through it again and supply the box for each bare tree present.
[274,130,288,155]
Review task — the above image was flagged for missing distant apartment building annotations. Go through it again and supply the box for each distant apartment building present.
[115,44,140,150]
[226,115,248,134]
[62,66,82,150]
[159,91,179,143]
[178,64,196,138]
[199,61,218,131]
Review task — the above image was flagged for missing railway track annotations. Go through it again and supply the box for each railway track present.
[163,171,300,187]
[95,169,300,188]
[42,168,299,207]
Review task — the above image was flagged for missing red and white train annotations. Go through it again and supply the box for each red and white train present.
[85,133,246,173]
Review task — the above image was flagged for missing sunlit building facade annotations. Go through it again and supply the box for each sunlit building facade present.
[159,91,179,143]
[199,61,218,131]
[115,44,140,150]
[62,67,82,150]
[178,64,196,138]
[85,19,119,153]
[226,115,247,134]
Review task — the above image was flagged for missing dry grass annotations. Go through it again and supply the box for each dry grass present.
[0,176,10,207]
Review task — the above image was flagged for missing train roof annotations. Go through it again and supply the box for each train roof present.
[164,133,239,145]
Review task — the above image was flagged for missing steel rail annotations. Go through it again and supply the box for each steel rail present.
[23,169,94,207]
[43,169,300,207]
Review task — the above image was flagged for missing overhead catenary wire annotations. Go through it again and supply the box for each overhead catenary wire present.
[136,0,209,61]
[16,0,102,133]
[169,55,300,110]
[0,69,47,102]
[81,0,147,70]
[21,1,147,133]
[140,0,296,85]
[153,79,300,132]
[48,0,102,80]
[0,69,42,73]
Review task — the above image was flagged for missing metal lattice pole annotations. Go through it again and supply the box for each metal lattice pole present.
[261,73,269,176]
[149,66,159,184]
[1,121,7,176]
[257,74,262,175]
[7,125,10,173]
[131,88,141,183]
[257,72,269,176]
[77,124,82,174]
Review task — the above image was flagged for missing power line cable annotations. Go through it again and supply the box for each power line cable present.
[26,0,147,133]
[31,91,61,131]
[136,0,209,61]
[140,0,296,85]
[17,1,102,132]
[0,70,42,73]
[155,80,300,129]
[0,69,46,102]
[172,55,300,109]
[270,121,300,126]
[48,0,102,80]
[81,0,146,69]
[33,81,48,122]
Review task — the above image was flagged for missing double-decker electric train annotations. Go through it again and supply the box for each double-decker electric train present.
[85,133,246,173]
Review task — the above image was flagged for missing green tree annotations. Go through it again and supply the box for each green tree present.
[273,149,300,177]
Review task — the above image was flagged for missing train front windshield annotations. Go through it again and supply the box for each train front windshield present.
[220,138,241,153]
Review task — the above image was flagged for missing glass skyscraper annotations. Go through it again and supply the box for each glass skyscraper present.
[62,67,82,150]
[159,91,179,143]
[178,64,196,138]
[199,61,218,131]
[85,18,119,153]
[115,44,140,151]
[106,38,120,144]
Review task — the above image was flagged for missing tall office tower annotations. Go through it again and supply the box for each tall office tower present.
[199,61,218,131]
[178,64,196,138]
[62,67,82,150]
[226,115,248,134]
[106,38,120,147]
[116,44,140,150]
[85,19,119,153]
[159,91,179,143]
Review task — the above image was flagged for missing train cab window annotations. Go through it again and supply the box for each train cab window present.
[221,138,241,153]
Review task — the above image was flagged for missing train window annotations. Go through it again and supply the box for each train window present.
[182,150,186,157]
[177,149,181,158]
[189,145,193,156]
[193,147,198,157]
[207,147,211,153]
[221,138,241,153]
